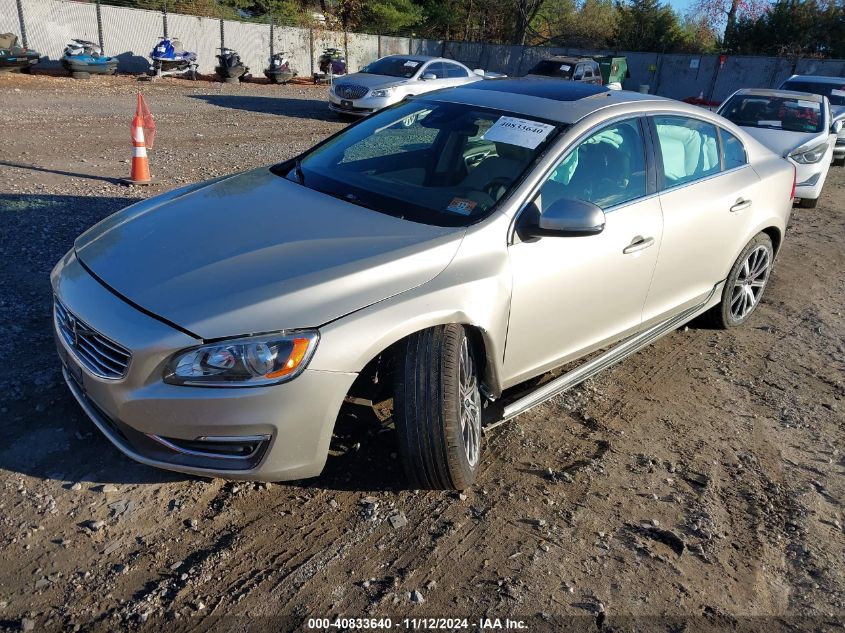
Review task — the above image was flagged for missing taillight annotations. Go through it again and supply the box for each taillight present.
[790,165,796,200]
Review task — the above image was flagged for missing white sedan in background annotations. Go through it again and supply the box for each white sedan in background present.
[718,88,841,208]
[328,55,484,117]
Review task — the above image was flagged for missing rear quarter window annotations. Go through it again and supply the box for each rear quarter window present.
[720,129,747,170]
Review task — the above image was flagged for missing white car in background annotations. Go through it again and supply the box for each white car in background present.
[779,75,845,166]
[718,88,841,208]
[328,55,484,117]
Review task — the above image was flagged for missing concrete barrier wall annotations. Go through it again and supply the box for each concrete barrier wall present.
[10,0,845,99]
[271,25,310,78]
[1,0,21,35]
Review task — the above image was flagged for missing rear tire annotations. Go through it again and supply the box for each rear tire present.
[798,197,818,208]
[394,325,482,490]
[705,233,773,329]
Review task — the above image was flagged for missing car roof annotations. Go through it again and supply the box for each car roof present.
[381,54,464,65]
[541,55,593,63]
[783,74,845,85]
[420,79,671,124]
[732,88,824,102]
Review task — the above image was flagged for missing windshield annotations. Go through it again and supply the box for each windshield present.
[360,57,424,78]
[278,100,562,227]
[719,95,824,133]
[781,80,845,107]
[527,60,575,78]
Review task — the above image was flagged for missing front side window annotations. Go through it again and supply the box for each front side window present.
[718,94,824,133]
[424,62,447,79]
[653,116,720,188]
[535,118,647,211]
[281,100,563,227]
[444,62,469,78]
[720,129,747,170]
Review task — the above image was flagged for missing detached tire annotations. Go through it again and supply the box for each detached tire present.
[394,325,482,490]
[706,233,773,329]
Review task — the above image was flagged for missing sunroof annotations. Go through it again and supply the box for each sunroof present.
[457,79,610,102]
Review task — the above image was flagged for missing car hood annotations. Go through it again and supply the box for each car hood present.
[75,169,463,340]
[334,73,412,90]
[739,126,828,157]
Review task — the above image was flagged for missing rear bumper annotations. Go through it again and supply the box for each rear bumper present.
[52,250,356,481]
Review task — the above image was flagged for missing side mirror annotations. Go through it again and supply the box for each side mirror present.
[832,120,843,134]
[519,198,606,239]
[421,72,436,81]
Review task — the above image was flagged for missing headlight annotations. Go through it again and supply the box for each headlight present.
[369,88,393,98]
[790,142,829,164]
[164,331,319,387]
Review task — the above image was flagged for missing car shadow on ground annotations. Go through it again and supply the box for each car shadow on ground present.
[189,95,342,122]
[0,160,124,184]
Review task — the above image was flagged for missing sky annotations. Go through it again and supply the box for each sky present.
[666,0,696,16]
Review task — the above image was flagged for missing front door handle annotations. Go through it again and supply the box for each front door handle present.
[623,236,655,254]
[730,198,752,212]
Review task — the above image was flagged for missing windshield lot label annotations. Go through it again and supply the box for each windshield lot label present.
[446,197,477,215]
[832,89,845,97]
[404,60,420,67]
[483,116,555,149]
[758,120,782,128]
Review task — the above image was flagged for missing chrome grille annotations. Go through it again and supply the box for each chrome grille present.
[54,298,131,379]
[334,83,369,100]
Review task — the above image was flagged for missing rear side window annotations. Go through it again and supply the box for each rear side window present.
[720,129,747,170]
[653,116,721,188]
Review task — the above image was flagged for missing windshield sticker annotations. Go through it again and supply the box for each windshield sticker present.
[832,89,845,97]
[796,100,818,108]
[482,116,555,149]
[446,197,477,215]
[559,64,571,72]
[404,60,420,67]
[758,120,782,128]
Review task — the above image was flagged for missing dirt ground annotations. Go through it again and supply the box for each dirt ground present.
[0,73,842,633]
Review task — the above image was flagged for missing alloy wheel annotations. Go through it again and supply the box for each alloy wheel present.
[458,337,481,468]
[730,245,770,321]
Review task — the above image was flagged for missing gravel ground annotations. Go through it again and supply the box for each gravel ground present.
[0,73,843,632]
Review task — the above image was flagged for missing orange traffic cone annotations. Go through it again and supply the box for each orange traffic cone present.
[124,93,156,185]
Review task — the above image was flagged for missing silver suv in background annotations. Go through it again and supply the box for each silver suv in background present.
[53,80,794,490]
[779,74,845,166]
[525,56,603,85]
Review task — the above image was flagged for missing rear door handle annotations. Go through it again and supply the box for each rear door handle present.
[623,236,655,254]
[730,198,752,212]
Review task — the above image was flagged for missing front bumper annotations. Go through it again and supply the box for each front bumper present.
[52,251,356,481]
[327,92,396,116]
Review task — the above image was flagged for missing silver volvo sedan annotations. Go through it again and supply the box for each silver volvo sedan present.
[53,81,794,490]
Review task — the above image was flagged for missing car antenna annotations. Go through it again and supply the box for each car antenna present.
[294,158,304,184]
